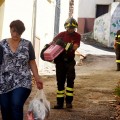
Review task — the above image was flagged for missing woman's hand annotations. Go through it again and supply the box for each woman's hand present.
[35,79,43,89]
[29,60,43,89]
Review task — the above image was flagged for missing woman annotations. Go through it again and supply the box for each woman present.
[0,20,43,120]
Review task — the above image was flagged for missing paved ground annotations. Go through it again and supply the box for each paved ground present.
[24,53,120,120]
[1,38,119,120]
[23,38,120,120]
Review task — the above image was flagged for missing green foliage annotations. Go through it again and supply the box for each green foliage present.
[114,85,120,97]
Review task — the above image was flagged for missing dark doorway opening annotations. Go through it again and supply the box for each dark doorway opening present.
[96,5,109,18]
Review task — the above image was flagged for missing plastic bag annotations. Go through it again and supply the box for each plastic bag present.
[27,89,50,120]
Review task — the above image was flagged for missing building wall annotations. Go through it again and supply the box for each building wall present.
[0,0,56,73]
[1,0,33,40]
[59,0,69,32]
[94,2,120,47]
[110,3,120,47]
[0,0,5,39]
[76,0,114,34]
[0,0,70,74]
[37,0,70,74]
[35,0,56,72]
[94,13,111,46]
[0,0,4,6]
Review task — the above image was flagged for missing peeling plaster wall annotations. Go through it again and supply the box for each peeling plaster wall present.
[94,13,111,46]
[94,2,120,47]
[110,3,120,47]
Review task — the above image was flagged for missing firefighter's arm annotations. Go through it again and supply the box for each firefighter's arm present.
[73,43,79,51]
[65,43,80,51]
[113,40,117,49]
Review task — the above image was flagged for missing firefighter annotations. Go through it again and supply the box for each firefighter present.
[53,17,81,109]
[114,30,120,71]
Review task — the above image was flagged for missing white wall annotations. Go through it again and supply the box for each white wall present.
[96,0,113,4]
[36,0,55,48]
[1,0,71,74]
[78,0,113,18]
[35,0,56,74]
[94,13,111,46]
[94,2,120,47]
[74,0,79,20]
[59,0,69,32]
[1,0,33,40]
[0,2,5,39]
[110,2,120,47]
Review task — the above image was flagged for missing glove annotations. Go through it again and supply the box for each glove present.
[55,38,66,48]
[54,38,73,51]
[40,44,50,60]
[64,42,73,51]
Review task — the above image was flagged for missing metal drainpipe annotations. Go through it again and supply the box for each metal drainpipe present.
[31,0,37,49]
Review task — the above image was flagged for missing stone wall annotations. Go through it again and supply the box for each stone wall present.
[69,0,74,17]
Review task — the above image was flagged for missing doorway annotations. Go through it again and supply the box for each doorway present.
[96,5,109,18]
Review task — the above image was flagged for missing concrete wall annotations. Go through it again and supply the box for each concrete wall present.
[110,3,120,47]
[0,0,56,73]
[0,0,70,74]
[0,0,5,39]
[76,0,114,34]
[1,0,33,40]
[94,13,111,46]
[59,0,69,32]
[37,0,70,74]
[94,2,120,47]
[78,0,113,18]
[35,0,56,73]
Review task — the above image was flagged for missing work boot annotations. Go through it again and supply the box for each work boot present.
[117,63,120,71]
[53,104,63,109]
[66,103,72,109]
[53,97,64,109]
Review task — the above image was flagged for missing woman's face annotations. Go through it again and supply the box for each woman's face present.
[10,27,21,41]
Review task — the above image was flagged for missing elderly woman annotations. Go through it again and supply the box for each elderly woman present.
[0,20,43,120]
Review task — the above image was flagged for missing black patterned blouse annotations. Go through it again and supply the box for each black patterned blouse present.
[0,39,35,94]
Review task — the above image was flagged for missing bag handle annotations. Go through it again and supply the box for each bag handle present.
[34,89,47,101]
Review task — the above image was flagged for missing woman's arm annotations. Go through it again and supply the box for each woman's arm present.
[0,45,3,65]
[29,60,43,89]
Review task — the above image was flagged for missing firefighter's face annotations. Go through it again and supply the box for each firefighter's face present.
[67,28,75,33]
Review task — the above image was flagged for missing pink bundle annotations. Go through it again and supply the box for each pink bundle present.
[43,44,64,61]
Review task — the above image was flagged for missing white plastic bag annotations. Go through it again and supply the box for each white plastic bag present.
[27,89,50,120]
